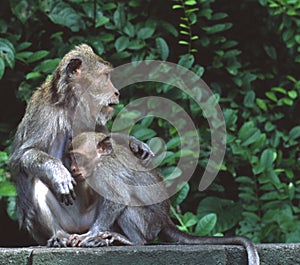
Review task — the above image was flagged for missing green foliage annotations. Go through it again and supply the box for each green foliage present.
[0,150,17,220]
[0,151,11,193]
[0,38,15,79]
[1,0,300,244]
[172,0,199,54]
[260,0,300,62]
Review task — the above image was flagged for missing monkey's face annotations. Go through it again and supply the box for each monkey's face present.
[92,67,120,125]
[69,132,113,182]
[69,151,88,182]
[71,65,120,127]
[69,148,98,182]
[56,44,120,127]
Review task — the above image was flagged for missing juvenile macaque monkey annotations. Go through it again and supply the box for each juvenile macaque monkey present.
[69,132,260,265]
[9,44,152,247]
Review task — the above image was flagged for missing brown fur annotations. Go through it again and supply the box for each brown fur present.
[68,132,259,265]
[9,44,139,246]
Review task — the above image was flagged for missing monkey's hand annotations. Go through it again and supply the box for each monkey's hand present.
[129,136,154,162]
[52,167,77,206]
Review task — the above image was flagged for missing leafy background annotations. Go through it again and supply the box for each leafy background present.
[1,0,300,246]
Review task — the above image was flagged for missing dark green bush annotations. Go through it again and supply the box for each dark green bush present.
[1,0,300,244]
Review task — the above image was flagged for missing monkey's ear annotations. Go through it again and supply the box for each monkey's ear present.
[66,58,82,77]
[96,136,113,155]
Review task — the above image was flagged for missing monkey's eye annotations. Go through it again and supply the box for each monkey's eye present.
[70,153,88,166]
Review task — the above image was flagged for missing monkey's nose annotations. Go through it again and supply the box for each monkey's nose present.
[71,165,77,173]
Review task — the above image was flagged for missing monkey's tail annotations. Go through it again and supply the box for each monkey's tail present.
[160,225,260,265]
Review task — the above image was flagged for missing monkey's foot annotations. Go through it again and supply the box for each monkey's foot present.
[70,231,133,247]
[47,231,69,247]
[67,234,87,247]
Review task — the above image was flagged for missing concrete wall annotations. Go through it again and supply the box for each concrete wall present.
[0,244,299,265]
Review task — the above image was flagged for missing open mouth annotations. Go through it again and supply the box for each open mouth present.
[107,103,117,112]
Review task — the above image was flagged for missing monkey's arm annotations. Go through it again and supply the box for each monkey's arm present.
[109,133,154,161]
[21,148,76,205]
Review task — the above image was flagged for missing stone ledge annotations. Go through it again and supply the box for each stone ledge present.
[0,244,300,265]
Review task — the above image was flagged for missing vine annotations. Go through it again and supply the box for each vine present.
[172,0,199,54]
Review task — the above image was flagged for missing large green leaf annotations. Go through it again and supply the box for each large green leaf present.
[203,23,232,34]
[260,149,275,170]
[132,128,156,141]
[113,5,126,29]
[156,37,169,60]
[115,36,130,52]
[0,38,15,69]
[27,50,49,64]
[96,16,110,28]
[48,2,86,32]
[35,58,60,74]
[166,137,181,150]
[182,212,198,228]
[137,27,155,40]
[195,213,217,236]
[289,126,300,140]
[171,182,190,206]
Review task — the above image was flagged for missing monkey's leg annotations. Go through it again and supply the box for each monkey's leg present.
[30,179,73,247]
[68,199,134,247]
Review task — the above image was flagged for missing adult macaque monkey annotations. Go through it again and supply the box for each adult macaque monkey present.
[9,44,152,247]
[68,132,260,265]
